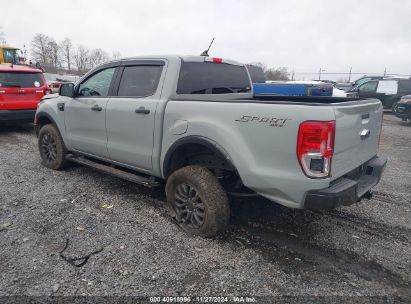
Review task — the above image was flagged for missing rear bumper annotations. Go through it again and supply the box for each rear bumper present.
[0,109,36,122]
[304,155,387,210]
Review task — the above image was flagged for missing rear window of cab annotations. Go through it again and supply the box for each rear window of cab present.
[177,62,251,94]
[0,72,45,88]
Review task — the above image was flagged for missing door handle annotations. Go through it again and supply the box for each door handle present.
[135,107,150,114]
[91,105,102,111]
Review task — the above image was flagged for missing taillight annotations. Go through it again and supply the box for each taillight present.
[378,111,383,148]
[205,57,224,63]
[297,121,335,178]
[44,88,52,95]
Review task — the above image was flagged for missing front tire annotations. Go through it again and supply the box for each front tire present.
[165,165,230,237]
[38,124,68,170]
[391,100,399,114]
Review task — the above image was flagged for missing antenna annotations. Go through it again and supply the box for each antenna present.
[200,38,215,57]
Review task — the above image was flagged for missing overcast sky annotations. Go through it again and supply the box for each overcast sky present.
[2,0,411,80]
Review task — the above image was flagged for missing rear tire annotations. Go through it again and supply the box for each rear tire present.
[165,165,230,237]
[38,124,68,170]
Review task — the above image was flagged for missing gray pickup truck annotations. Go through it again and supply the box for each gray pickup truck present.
[35,55,387,237]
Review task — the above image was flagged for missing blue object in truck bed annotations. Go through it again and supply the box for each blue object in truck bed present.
[253,83,333,97]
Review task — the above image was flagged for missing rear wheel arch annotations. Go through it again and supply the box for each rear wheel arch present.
[162,136,236,178]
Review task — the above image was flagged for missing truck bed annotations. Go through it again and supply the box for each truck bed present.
[173,94,365,105]
[164,95,382,207]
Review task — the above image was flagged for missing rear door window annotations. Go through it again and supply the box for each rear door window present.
[117,65,163,97]
[177,62,251,94]
[0,72,44,88]
[398,80,411,92]
[376,80,398,94]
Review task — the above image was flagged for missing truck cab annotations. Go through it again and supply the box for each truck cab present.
[0,46,24,64]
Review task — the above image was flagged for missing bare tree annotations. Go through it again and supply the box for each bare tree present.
[251,62,267,70]
[265,67,290,81]
[31,34,51,69]
[112,51,122,59]
[73,45,90,74]
[89,48,109,69]
[60,38,73,73]
[31,34,62,73]
[47,39,61,73]
[249,62,289,81]
[30,33,122,75]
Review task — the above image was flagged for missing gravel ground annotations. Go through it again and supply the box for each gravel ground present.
[0,114,410,302]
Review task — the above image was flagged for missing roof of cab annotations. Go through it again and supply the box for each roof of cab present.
[0,63,42,73]
[107,55,244,66]
[0,45,20,50]
[119,55,204,61]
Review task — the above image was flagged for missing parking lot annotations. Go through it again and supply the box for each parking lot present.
[0,114,410,300]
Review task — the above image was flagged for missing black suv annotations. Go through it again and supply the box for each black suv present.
[354,78,411,111]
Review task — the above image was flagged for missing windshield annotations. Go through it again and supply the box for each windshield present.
[355,78,369,86]
[2,49,20,64]
[177,61,251,94]
[0,72,44,88]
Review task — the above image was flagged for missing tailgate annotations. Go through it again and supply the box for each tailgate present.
[0,87,44,110]
[331,99,383,180]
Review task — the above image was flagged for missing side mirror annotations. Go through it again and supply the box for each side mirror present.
[59,83,75,97]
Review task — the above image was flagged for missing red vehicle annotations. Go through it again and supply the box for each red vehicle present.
[0,64,51,122]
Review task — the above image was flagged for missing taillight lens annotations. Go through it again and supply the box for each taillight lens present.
[297,121,335,178]
[205,57,224,63]
[378,111,383,148]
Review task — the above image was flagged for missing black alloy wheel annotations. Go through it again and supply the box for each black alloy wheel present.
[41,132,58,163]
[38,123,68,170]
[172,183,206,229]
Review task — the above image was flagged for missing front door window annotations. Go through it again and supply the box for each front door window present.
[358,81,378,93]
[78,68,115,97]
